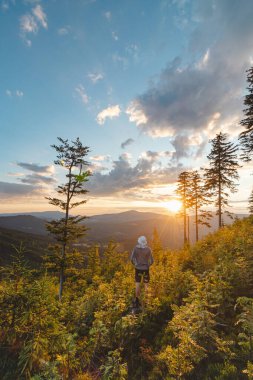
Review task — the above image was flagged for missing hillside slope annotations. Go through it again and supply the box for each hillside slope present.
[0,227,51,266]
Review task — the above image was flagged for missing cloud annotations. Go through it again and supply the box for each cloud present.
[20,4,48,46]
[58,26,71,36]
[75,84,89,104]
[16,162,54,174]
[1,1,10,11]
[96,105,121,125]
[121,138,134,149]
[32,4,47,29]
[88,152,182,196]
[89,163,109,173]
[16,90,24,98]
[126,100,148,126]
[104,11,111,20]
[19,173,56,185]
[126,44,139,61]
[8,172,24,177]
[90,155,111,162]
[0,181,38,197]
[6,89,24,98]
[88,72,104,83]
[126,0,253,156]
[20,14,38,34]
[112,31,119,41]
[112,53,128,68]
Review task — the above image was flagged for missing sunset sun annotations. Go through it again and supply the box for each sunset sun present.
[164,200,182,213]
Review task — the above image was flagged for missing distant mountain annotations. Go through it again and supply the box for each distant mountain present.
[0,215,48,235]
[88,210,165,223]
[0,211,64,220]
[0,210,248,253]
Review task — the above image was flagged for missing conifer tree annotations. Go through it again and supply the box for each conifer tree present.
[204,132,240,228]
[249,188,253,215]
[46,137,91,300]
[151,227,163,255]
[176,171,191,244]
[239,67,253,162]
[188,170,212,242]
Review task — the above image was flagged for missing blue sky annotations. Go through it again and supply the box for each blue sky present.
[1,0,253,215]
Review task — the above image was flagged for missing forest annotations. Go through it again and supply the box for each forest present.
[1,68,253,379]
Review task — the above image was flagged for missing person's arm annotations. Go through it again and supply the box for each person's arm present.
[130,248,137,266]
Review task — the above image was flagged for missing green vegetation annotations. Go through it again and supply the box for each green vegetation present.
[46,137,91,300]
[1,217,253,379]
[0,226,51,267]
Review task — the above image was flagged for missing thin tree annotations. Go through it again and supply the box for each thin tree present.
[46,137,91,300]
[249,188,253,215]
[176,171,191,245]
[204,132,240,228]
[188,170,212,242]
[239,67,253,162]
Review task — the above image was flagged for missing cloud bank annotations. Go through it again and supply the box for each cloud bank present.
[127,0,253,149]
[88,152,182,196]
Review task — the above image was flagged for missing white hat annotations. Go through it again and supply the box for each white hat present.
[138,236,147,248]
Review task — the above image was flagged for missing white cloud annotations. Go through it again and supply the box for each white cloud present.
[6,89,24,98]
[20,14,38,34]
[75,84,89,104]
[97,105,121,125]
[196,49,210,69]
[90,155,111,161]
[16,90,24,98]
[20,4,48,46]
[126,101,148,126]
[88,72,104,83]
[32,5,47,29]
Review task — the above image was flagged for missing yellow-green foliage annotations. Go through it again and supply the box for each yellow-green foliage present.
[1,217,253,379]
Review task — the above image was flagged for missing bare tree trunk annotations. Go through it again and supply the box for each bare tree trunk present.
[195,203,198,242]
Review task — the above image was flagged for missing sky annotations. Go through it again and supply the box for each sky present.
[1,0,253,216]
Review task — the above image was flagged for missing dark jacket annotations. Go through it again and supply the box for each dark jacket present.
[131,245,154,270]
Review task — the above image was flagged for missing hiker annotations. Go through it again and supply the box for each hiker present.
[130,236,154,308]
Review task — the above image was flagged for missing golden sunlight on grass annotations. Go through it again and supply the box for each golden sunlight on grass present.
[164,199,182,213]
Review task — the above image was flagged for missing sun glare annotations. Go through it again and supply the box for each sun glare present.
[164,199,182,213]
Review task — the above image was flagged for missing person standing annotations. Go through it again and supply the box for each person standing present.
[130,236,154,308]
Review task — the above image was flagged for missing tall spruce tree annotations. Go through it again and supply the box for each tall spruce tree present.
[248,188,253,215]
[239,67,253,162]
[204,132,240,228]
[176,171,191,245]
[188,170,212,242]
[46,137,91,300]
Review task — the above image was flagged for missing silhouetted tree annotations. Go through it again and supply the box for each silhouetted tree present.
[248,188,253,215]
[188,171,212,242]
[204,132,240,228]
[176,171,191,244]
[46,137,91,300]
[151,227,163,255]
[239,67,253,162]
